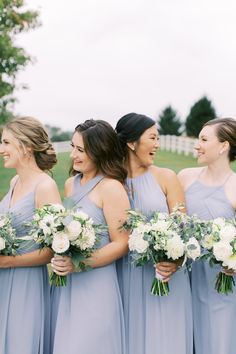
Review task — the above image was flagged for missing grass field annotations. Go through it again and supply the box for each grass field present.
[1,150,236,199]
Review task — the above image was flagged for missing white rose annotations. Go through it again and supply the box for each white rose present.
[223,254,236,271]
[74,227,96,250]
[66,220,82,241]
[0,218,6,228]
[185,237,201,261]
[151,220,169,233]
[212,218,226,233]
[0,237,6,251]
[52,233,70,253]
[128,234,149,253]
[201,234,215,250]
[219,224,236,242]
[213,241,233,262]
[165,234,185,260]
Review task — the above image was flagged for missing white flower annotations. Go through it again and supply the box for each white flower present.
[66,220,82,241]
[213,241,233,262]
[0,218,6,228]
[223,254,236,271]
[74,227,96,250]
[151,220,169,233]
[135,224,152,236]
[219,224,236,242]
[212,218,226,232]
[0,237,6,251]
[185,237,201,260]
[128,233,149,253]
[52,233,70,253]
[39,215,57,235]
[201,234,215,250]
[165,233,185,260]
[51,204,65,212]
[73,210,89,221]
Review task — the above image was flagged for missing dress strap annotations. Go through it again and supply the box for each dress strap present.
[72,174,104,205]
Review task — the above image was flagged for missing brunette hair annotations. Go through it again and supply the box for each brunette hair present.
[203,118,236,162]
[70,119,127,184]
[115,112,156,159]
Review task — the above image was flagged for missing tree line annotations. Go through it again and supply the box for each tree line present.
[0,1,219,140]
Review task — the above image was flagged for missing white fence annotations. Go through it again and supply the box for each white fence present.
[53,136,198,157]
[160,135,197,157]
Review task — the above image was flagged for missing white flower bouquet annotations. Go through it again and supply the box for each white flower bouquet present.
[28,204,102,286]
[0,213,19,255]
[123,209,203,296]
[201,217,236,295]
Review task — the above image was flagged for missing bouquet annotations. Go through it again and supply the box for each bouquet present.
[123,209,202,296]
[0,213,19,255]
[27,204,102,286]
[201,217,236,295]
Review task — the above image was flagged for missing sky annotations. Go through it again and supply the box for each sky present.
[14,0,236,130]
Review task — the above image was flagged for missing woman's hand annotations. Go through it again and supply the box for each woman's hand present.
[222,266,236,276]
[155,262,178,282]
[51,255,74,276]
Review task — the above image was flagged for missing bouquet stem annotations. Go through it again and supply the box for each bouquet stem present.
[50,272,67,287]
[215,272,235,295]
[151,277,169,296]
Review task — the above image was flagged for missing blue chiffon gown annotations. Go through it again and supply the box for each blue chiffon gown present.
[0,182,50,354]
[50,175,125,354]
[116,170,193,354]
[185,178,236,354]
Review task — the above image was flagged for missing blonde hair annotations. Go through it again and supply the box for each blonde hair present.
[5,116,57,170]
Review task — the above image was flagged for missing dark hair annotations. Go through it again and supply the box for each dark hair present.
[115,112,156,158]
[70,119,127,184]
[5,116,57,170]
[203,118,236,162]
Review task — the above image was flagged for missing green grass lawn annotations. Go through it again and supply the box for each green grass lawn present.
[1,150,235,200]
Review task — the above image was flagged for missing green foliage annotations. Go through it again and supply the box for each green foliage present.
[185,96,216,137]
[158,105,182,136]
[45,124,73,142]
[0,0,40,125]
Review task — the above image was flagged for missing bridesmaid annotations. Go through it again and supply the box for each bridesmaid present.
[115,112,193,354]
[50,119,130,354]
[0,117,61,354]
[178,117,236,354]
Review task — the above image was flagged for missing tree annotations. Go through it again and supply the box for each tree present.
[185,96,216,137]
[45,124,73,142]
[0,0,40,125]
[158,105,182,135]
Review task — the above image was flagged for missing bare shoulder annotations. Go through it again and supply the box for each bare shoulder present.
[177,167,202,189]
[150,165,177,181]
[35,175,61,207]
[36,175,60,196]
[99,177,126,195]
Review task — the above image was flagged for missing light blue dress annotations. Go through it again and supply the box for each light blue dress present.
[0,181,50,354]
[116,170,193,354]
[51,175,125,354]
[185,177,236,354]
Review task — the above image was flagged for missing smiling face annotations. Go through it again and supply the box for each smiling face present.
[0,129,26,169]
[70,131,97,174]
[195,125,229,165]
[130,124,160,167]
